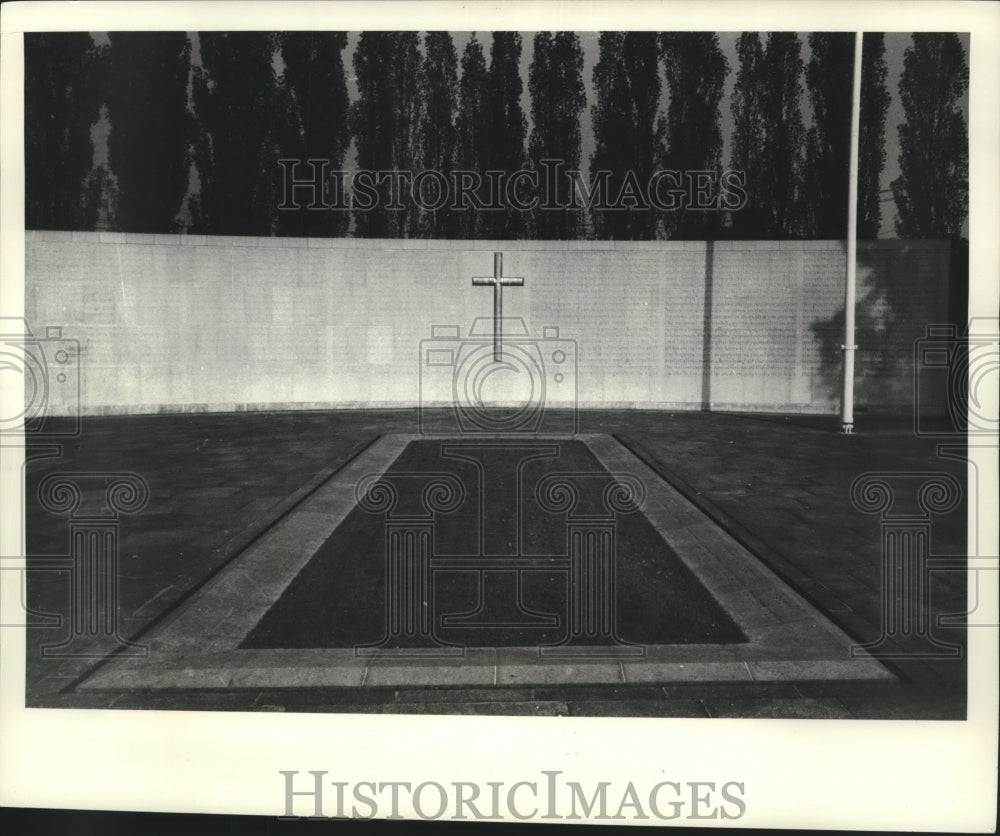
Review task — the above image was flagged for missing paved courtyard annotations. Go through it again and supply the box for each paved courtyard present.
[23,409,967,718]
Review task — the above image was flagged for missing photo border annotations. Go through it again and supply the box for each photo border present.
[1,1,997,829]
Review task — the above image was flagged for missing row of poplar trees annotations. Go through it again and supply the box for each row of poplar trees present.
[25,31,969,240]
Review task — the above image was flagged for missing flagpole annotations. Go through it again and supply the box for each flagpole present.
[841,32,863,434]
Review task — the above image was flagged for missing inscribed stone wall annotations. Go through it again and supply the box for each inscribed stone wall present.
[23,232,954,415]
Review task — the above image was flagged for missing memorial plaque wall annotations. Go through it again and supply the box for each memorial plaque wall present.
[25,233,955,415]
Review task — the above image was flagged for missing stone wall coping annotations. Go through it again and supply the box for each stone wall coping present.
[26,230,956,253]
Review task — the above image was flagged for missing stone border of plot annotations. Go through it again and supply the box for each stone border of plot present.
[78,434,892,691]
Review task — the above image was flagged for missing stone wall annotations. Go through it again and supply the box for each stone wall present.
[23,232,954,415]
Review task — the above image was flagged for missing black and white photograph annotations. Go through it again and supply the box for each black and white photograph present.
[1,0,997,829]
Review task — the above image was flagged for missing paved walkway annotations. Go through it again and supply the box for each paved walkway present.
[23,410,967,718]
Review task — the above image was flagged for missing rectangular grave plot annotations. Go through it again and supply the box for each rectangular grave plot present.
[241,439,748,650]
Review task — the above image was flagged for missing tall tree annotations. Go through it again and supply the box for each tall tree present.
[803,33,853,239]
[892,33,968,238]
[528,32,586,239]
[483,32,528,239]
[276,32,351,237]
[350,32,423,237]
[803,33,889,239]
[760,33,806,237]
[590,32,663,240]
[859,33,890,239]
[106,33,191,233]
[729,33,768,237]
[729,32,806,238]
[24,33,104,230]
[189,32,287,236]
[659,32,729,239]
[414,32,459,238]
[454,35,491,239]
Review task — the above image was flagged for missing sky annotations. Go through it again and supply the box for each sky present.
[92,31,970,238]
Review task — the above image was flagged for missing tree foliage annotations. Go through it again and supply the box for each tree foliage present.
[730,32,806,238]
[728,34,767,237]
[891,33,968,238]
[24,33,104,230]
[803,33,853,238]
[482,32,528,239]
[189,32,289,236]
[276,32,352,237]
[414,32,459,238]
[351,32,423,237]
[659,32,729,239]
[454,36,491,239]
[760,33,806,237]
[859,33,889,239]
[803,33,889,239]
[106,33,191,233]
[30,28,961,246]
[590,32,663,239]
[528,31,586,239]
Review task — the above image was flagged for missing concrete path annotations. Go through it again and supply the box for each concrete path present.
[22,409,967,718]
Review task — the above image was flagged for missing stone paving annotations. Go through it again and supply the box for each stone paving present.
[22,409,967,718]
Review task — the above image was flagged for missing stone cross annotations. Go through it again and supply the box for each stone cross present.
[472,251,523,361]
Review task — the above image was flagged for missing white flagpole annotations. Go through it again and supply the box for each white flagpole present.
[841,32,863,434]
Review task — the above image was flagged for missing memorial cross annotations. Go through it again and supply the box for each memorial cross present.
[472,251,524,361]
